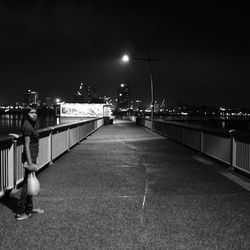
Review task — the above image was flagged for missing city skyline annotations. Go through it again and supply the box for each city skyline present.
[1,1,250,108]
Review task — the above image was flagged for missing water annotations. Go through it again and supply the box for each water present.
[0,113,94,138]
[0,113,60,137]
[184,119,250,132]
[158,115,250,132]
[2,113,250,138]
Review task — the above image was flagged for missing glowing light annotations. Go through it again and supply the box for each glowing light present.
[122,54,129,62]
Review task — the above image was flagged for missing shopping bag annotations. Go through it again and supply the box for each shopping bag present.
[27,172,40,196]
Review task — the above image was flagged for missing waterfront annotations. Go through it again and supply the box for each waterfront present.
[179,118,250,132]
[0,113,93,137]
[1,113,250,138]
[0,113,60,137]
[156,115,250,132]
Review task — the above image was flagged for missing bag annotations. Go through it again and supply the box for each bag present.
[27,172,40,196]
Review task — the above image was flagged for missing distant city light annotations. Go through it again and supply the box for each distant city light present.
[120,83,125,87]
[122,54,129,62]
[55,98,60,103]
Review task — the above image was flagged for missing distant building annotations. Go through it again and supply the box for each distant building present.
[73,82,99,103]
[91,86,98,100]
[99,96,112,104]
[117,83,129,110]
[135,100,142,111]
[23,90,38,106]
[154,101,159,112]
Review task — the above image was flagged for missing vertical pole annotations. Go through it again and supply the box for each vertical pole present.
[229,130,236,171]
[149,59,154,130]
[145,40,154,130]
[49,130,53,165]
[67,127,70,152]
[200,130,204,153]
[13,139,17,187]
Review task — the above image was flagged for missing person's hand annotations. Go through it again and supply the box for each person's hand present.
[25,163,38,172]
[30,164,38,171]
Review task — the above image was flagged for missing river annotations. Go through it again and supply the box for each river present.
[0,113,60,137]
[1,113,250,138]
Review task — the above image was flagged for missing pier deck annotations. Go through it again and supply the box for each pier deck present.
[1,119,250,249]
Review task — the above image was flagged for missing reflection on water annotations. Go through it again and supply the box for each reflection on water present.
[0,114,93,137]
[0,113,60,136]
[183,119,250,132]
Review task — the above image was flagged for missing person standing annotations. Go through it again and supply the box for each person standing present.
[16,107,44,221]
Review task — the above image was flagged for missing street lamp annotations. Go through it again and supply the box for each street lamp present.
[122,53,160,129]
[122,55,129,63]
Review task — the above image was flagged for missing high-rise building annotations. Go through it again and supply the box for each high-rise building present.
[73,82,99,103]
[23,90,38,106]
[117,83,129,110]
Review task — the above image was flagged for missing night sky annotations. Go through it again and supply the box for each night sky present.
[1,1,250,108]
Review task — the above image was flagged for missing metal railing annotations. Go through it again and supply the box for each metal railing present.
[0,118,104,197]
[134,116,250,176]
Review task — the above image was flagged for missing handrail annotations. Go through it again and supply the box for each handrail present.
[0,136,15,143]
[150,117,231,136]
[0,117,104,198]
[134,116,250,177]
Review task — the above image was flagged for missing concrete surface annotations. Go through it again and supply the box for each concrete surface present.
[0,119,250,250]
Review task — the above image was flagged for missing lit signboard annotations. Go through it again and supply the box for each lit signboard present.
[60,103,111,117]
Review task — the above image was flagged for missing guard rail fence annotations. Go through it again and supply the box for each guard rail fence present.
[133,116,250,177]
[0,118,104,198]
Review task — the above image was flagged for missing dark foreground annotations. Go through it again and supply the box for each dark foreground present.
[0,120,250,250]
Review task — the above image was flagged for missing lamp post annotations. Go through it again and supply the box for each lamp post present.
[122,53,160,129]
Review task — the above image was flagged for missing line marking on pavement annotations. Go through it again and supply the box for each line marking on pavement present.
[142,179,148,210]
[108,163,142,168]
[118,195,130,198]
[119,164,138,168]
[140,160,150,224]
[127,145,137,150]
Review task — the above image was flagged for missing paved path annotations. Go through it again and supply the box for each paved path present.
[1,119,250,250]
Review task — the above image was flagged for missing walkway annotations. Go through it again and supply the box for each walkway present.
[0,119,250,249]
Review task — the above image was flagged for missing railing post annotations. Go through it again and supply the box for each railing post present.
[0,149,3,196]
[78,124,81,143]
[9,133,20,188]
[200,129,204,153]
[182,126,184,144]
[67,127,70,152]
[13,139,18,187]
[229,129,236,171]
[49,130,53,165]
